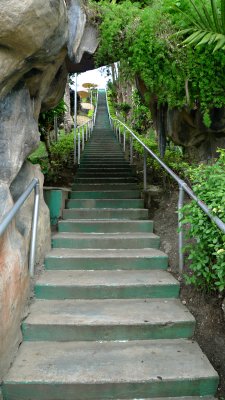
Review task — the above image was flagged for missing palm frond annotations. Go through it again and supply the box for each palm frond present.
[211,0,223,32]
[176,0,225,52]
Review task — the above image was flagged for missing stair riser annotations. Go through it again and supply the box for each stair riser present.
[2,378,219,400]
[58,221,153,233]
[74,178,138,183]
[44,256,168,270]
[78,167,133,171]
[66,200,144,208]
[76,173,134,177]
[63,209,148,220]
[72,184,139,190]
[79,163,130,167]
[69,191,141,199]
[34,285,180,300]
[51,237,160,250]
[22,322,195,342]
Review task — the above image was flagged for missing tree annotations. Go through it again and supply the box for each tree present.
[39,99,66,162]
[177,0,225,52]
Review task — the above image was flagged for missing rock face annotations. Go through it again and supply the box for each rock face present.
[0,0,99,381]
[136,77,225,161]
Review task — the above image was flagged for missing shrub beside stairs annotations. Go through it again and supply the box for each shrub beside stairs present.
[2,92,219,400]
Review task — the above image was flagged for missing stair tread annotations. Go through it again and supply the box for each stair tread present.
[59,219,152,223]
[23,298,195,326]
[4,339,218,383]
[45,248,167,258]
[35,269,179,287]
[52,232,159,239]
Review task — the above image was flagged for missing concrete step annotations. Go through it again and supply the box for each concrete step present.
[35,269,180,299]
[69,190,141,199]
[66,199,144,208]
[58,219,153,233]
[62,208,148,220]
[78,167,133,171]
[79,163,131,167]
[74,177,138,184]
[76,172,135,177]
[22,298,195,341]
[72,183,139,190]
[3,340,218,400]
[51,232,160,249]
[44,248,168,270]
[80,158,130,168]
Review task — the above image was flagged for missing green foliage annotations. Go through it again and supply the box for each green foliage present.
[181,149,225,292]
[29,132,74,182]
[88,110,94,118]
[96,0,225,126]
[39,99,66,133]
[176,0,225,52]
[131,90,152,133]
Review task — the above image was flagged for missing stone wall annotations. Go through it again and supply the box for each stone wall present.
[0,0,99,380]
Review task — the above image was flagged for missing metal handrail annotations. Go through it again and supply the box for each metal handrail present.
[75,90,99,165]
[106,91,225,272]
[0,178,40,277]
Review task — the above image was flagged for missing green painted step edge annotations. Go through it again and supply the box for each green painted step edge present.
[34,284,180,300]
[51,237,160,250]
[22,321,195,342]
[58,221,153,233]
[66,200,144,209]
[44,255,168,270]
[2,377,219,400]
[69,191,141,199]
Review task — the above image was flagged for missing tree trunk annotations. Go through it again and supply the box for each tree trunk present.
[64,77,73,134]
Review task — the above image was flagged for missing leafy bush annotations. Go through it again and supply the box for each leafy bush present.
[182,149,225,292]
[29,132,74,182]
[96,0,225,127]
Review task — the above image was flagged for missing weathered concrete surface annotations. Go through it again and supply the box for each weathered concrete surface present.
[22,298,195,341]
[35,269,180,299]
[2,340,218,399]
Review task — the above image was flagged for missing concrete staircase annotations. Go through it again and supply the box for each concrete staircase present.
[2,91,218,400]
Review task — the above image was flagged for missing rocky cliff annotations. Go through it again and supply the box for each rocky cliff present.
[0,0,98,380]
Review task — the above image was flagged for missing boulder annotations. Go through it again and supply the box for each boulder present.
[0,0,99,381]
[0,184,29,380]
[0,85,39,184]
[10,161,51,266]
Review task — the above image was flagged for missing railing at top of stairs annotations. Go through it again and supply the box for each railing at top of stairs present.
[106,90,225,273]
[74,90,99,165]
[0,178,40,277]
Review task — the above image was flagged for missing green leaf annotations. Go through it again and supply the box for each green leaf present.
[213,35,225,51]
[183,31,208,45]
[211,0,223,32]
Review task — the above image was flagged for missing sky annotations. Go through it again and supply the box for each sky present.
[71,67,110,91]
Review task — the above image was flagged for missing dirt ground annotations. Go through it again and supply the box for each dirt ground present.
[151,189,225,398]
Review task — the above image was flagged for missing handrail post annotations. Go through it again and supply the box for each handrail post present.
[82,126,85,151]
[119,125,121,143]
[178,185,184,273]
[130,135,133,165]
[78,127,81,165]
[73,74,77,164]
[29,181,40,277]
[143,149,147,190]
[123,129,126,153]
[86,125,88,141]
